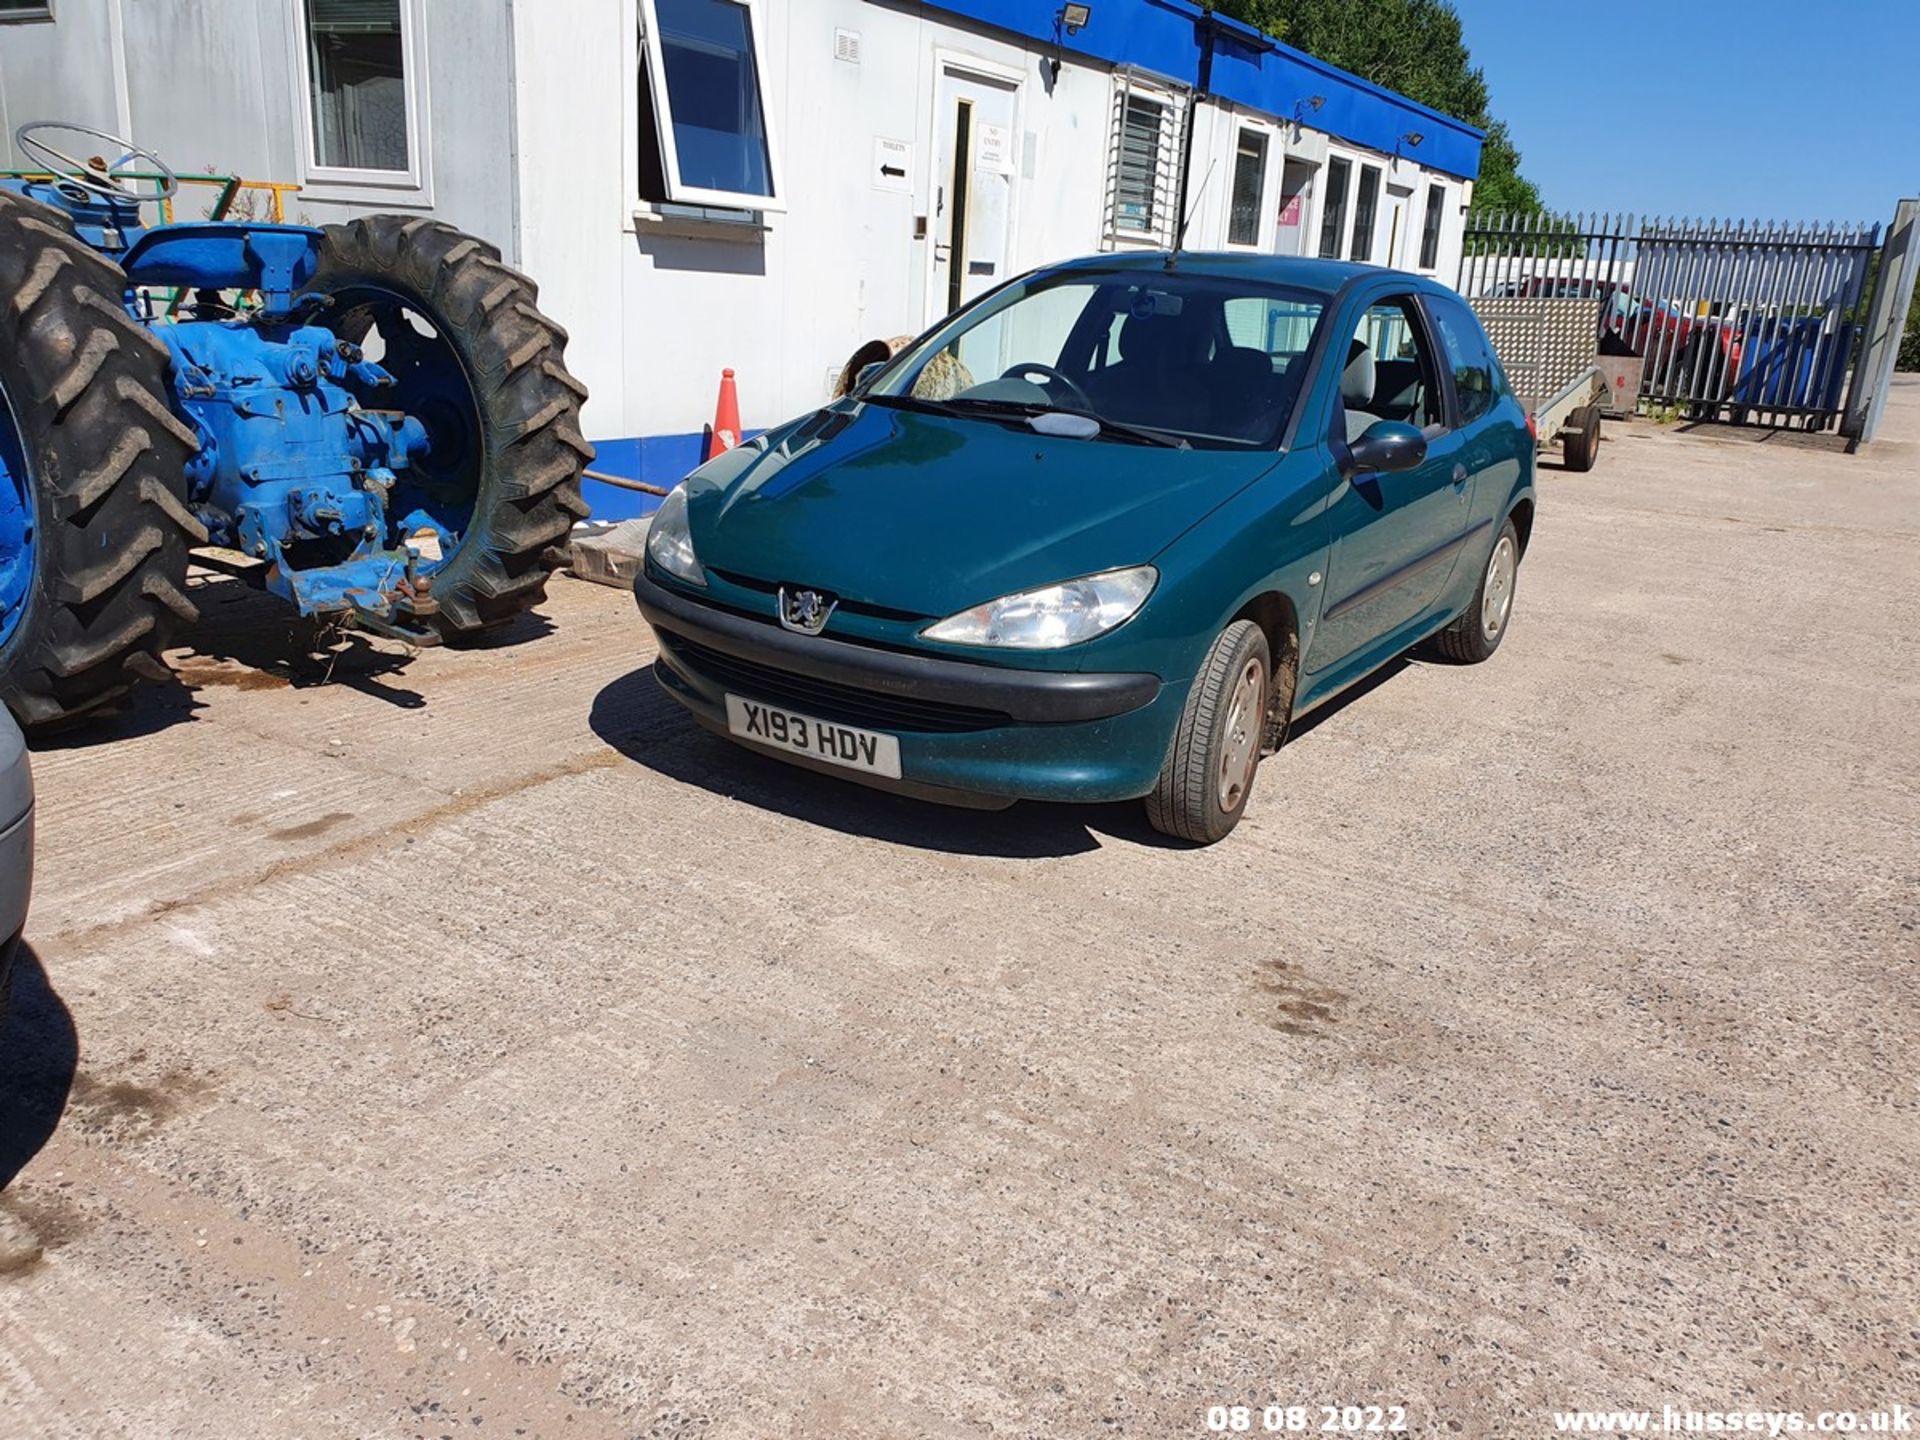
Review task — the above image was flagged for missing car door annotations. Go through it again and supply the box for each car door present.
[1413,289,1512,579]
[1307,291,1472,673]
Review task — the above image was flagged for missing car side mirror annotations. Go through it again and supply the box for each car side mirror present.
[855,361,887,392]
[1344,420,1428,476]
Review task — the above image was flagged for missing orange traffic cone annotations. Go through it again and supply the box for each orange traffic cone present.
[705,368,742,461]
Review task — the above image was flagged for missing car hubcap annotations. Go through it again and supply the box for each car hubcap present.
[1217,657,1266,813]
[1481,535,1517,641]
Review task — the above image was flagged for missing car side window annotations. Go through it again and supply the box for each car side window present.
[1426,295,1501,424]
[1337,296,1441,443]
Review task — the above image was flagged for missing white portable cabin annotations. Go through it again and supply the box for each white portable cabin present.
[0,0,1484,518]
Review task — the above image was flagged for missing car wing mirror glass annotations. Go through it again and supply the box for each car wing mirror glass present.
[855,361,888,392]
[1344,419,1427,476]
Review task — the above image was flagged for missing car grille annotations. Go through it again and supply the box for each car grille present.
[707,568,930,624]
[659,631,1013,735]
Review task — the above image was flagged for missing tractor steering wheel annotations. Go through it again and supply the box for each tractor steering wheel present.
[1000,362,1094,412]
[15,120,178,204]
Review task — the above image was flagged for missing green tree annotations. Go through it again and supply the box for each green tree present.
[1205,0,1541,214]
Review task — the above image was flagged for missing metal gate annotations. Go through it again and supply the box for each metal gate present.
[1456,211,1882,431]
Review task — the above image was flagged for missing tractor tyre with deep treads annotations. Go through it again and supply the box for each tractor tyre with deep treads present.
[300,216,592,640]
[0,188,201,731]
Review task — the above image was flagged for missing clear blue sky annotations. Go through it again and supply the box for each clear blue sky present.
[1457,0,1920,223]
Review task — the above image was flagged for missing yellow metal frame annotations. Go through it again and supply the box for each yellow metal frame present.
[163,175,303,223]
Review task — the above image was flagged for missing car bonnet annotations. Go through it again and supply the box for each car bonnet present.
[682,401,1282,621]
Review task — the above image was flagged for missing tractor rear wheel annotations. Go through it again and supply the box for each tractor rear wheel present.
[0,188,200,730]
[300,216,592,640]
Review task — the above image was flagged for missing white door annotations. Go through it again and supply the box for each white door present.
[928,66,1018,325]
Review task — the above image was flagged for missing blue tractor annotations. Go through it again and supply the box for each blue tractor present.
[0,122,591,729]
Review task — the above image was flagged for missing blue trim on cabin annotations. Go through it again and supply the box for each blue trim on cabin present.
[904,0,1484,181]
[584,431,763,521]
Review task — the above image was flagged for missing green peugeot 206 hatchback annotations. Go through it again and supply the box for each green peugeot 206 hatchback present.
[635,252,1536,844]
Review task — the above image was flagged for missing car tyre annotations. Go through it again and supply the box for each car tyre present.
[1432,518,1521,664]
[1146,619,1270,845]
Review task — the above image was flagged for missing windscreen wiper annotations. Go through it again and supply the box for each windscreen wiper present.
[1046,405,1191,450]
[862,392,962,418]
[939,397,1191,449]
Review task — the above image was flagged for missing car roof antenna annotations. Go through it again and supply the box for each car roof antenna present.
[1167,160,1217,270]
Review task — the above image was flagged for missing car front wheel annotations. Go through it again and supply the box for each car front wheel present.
[1433,518,1521,664]
[1146,620,1270,845]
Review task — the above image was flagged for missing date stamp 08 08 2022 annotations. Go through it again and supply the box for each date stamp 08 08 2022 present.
[1205,1404,1409,1434]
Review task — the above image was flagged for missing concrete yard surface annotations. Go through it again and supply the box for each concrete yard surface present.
[2,382,1917,1438]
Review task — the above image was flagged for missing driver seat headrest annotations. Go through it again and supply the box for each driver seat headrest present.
[1119,307,1208,366]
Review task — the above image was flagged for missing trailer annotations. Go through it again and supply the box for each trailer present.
[1469,293,1639,473]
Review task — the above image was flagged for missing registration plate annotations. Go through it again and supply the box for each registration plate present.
[725,695,902,779]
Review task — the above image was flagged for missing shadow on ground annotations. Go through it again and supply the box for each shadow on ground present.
[587,665,1189,858]
[591,656,1427,857]
[1287,656,1415,741]
[34,571,559,749]
[0,945,77,1190]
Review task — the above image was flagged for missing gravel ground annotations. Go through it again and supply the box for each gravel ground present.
[1,381,1916,1439]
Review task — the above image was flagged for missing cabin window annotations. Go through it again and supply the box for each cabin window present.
[1318,156,1352,259]
[1227,127,1268,247]
[1350,164,1382,263]
[1418,183,1446,271]
[1113,94,1169,236]
[300,0,417,177]
[638,0,783,212]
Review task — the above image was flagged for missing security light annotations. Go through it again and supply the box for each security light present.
[1402,131,1425,146]
[1060,3,1091,31]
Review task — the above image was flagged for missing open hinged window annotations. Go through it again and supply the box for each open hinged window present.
[638,0,784,213]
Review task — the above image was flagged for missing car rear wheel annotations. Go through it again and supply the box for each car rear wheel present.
[1432,518,1520,664]
[1146,620,1270,845]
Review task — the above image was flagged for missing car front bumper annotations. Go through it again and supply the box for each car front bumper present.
[634,569,1183,806]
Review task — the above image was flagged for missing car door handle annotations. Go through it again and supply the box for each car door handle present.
[1451,464,1469,487]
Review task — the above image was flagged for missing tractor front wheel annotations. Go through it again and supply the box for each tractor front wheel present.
[0,188,200,730]
[300,216,592,640]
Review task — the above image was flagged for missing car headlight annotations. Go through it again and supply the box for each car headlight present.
[645,485,705,587]
[921,566,1157,649]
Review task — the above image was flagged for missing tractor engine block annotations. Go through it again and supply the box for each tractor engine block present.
[160,319,436,615]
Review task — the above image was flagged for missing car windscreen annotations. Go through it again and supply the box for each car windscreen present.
[869,270,1328,450]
